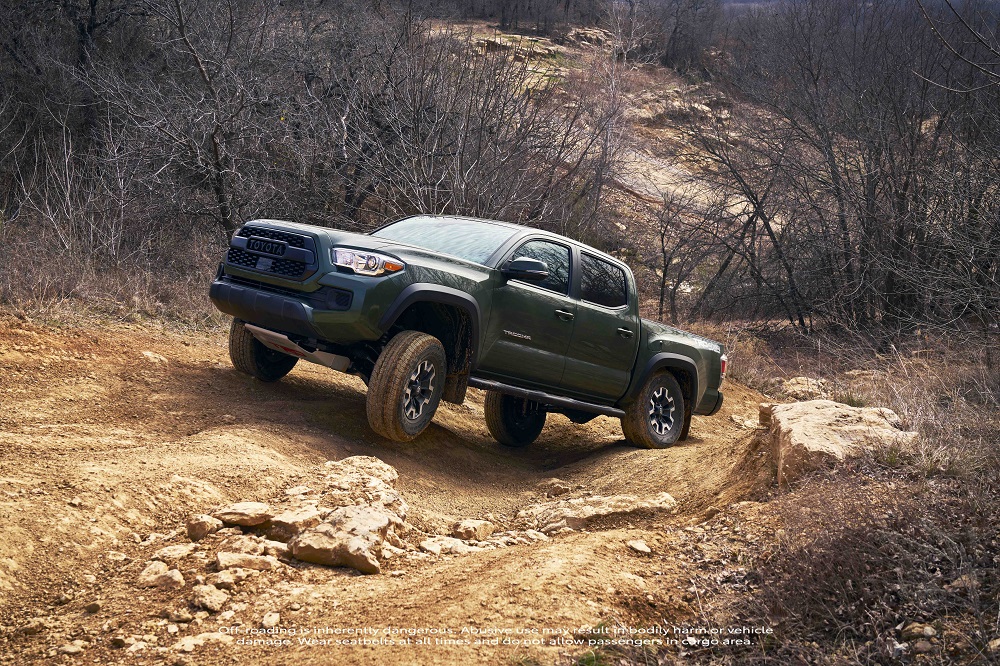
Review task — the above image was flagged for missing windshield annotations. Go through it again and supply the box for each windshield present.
[371,216,517,265]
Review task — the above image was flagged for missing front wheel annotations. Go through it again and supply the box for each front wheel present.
[620,371,685,449]
[229,319,298,382]
[484,391,547,448]
[366,331,447,442]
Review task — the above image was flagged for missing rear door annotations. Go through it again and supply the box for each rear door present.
[560,252,639,401]
[476,238,577,390]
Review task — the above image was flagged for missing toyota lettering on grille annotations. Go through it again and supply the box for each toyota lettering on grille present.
[247,237,287,256]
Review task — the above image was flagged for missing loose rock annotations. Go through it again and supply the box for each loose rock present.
[289,505,401,575]
[537,478,573,497]
[212,502,273,527]
[627,540,652,554]
[171,632,234,652]
[215,552,282,571]
[137,562,185,589]
[153,543,197,561]
[167,610,194,623]
[261,612,280,629]
[902,623,937,640]
[186,515,223,541]
[517,493,677,535]
[58,640,86,654]
[265,506,323,542]
[452,519,495,541]
[420,536,483,555]
[190,585,229,613]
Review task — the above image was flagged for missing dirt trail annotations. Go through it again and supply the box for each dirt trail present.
[0,316,772,664]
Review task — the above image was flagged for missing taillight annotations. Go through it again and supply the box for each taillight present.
[720,354,728,381]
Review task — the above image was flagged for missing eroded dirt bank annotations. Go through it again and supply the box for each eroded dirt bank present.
[0,316,774,664]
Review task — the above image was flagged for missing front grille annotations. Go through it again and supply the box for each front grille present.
[269,258,305,278]
[227,247,257,269]
[227,224,316,280]
[237,226,306,248]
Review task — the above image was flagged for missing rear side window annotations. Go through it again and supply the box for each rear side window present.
[581,253,627,308]
[511,240,571,295]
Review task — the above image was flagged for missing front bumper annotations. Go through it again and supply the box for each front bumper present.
[209,271,389,343]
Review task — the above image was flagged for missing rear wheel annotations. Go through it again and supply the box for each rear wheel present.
[620,371,685,448]
[366,331,447,442]
[228,319,298,382]
[484,391,547,448]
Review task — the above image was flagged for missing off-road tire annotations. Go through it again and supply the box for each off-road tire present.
[620,371,685,449]
[484,391,547,448]
[366,331,447,442]
[229,319,298,382]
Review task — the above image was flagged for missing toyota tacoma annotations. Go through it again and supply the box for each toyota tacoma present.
[209,215,726,447]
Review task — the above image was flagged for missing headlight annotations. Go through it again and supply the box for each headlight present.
[332,248,405,276]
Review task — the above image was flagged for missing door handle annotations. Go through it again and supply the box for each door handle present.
[555,309,575,321]
[617,327,634,339]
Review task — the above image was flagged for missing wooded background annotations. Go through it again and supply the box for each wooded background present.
[1,0,997,337]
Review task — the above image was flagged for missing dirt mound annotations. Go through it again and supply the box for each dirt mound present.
[0,316,771,664]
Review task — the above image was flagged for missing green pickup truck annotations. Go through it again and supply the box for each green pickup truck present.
[210,215,726,448]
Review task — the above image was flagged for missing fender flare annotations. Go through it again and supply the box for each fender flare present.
[621,352,702,407]
[377,283,482,367]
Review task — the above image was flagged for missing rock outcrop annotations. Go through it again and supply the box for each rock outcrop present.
[781,376,829,400]
[761,400,918,485]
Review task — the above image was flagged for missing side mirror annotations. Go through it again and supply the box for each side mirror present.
[502,257,549,282]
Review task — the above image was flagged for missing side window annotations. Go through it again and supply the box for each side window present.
[581,254,628,308]
[510,240,571,295]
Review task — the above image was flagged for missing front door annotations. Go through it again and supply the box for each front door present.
[477,239,576,390]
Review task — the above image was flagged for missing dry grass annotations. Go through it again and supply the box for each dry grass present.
[715,326,1000,665]
[0,218,228,329]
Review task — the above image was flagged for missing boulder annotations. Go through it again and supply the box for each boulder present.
[452,519,495,541]
[516,493,677,535]
[190,584,229,613]
[186,514,223,541]
[212,502,272,527]
[288,505,400,574]
[764,400,918,486]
